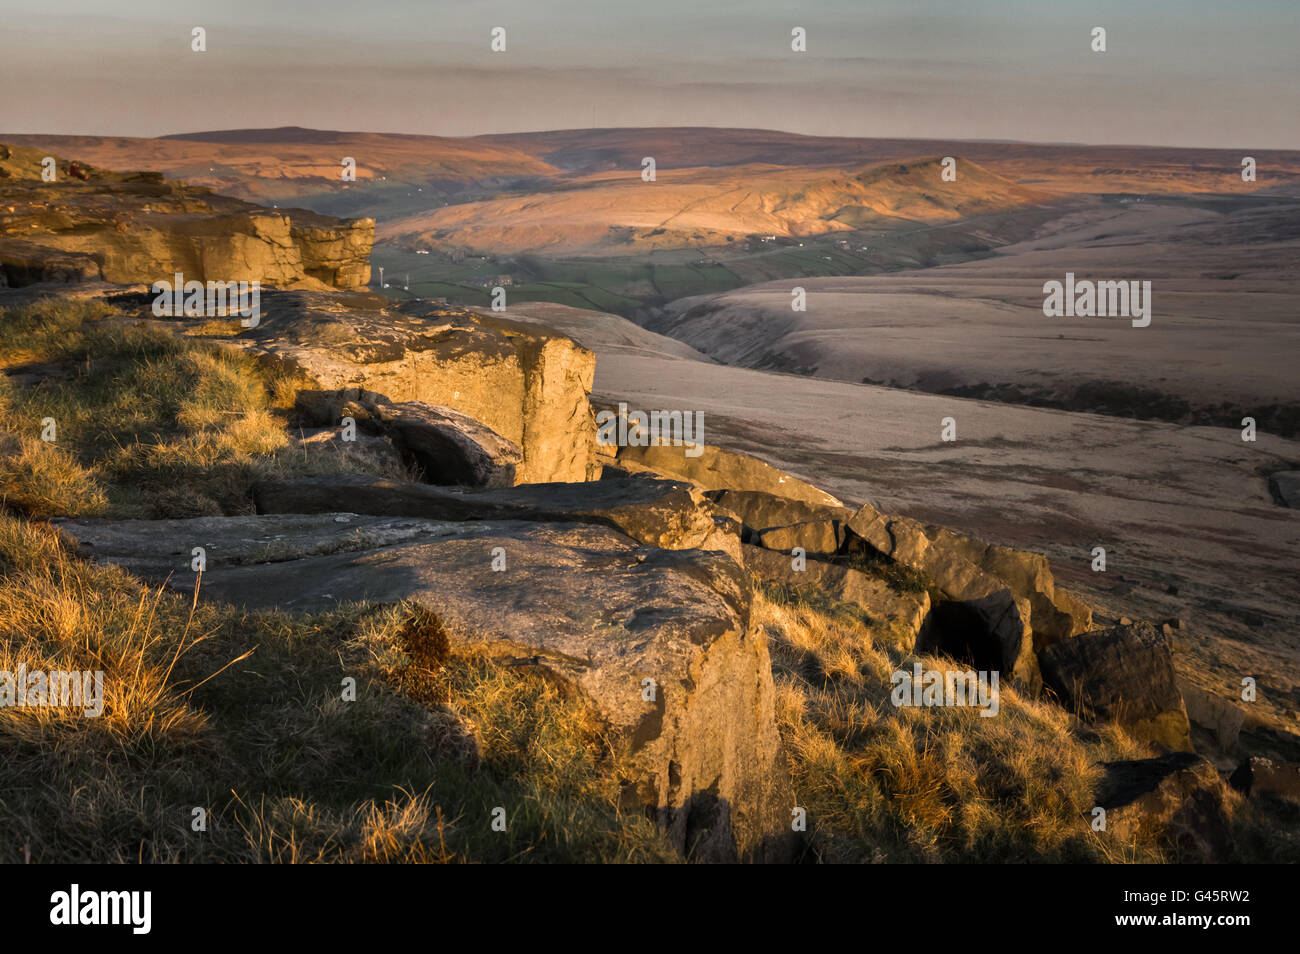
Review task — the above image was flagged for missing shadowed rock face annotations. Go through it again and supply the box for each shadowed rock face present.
[0,142,372,290]
[296,389,522,488]
[846,501,1092,648]
[1270,471,1300,508]
[741,544,930,640]
[222,292,596,484]
[52,512,797,861]
[1039,622,1192,751]
[1095,752,1233,861]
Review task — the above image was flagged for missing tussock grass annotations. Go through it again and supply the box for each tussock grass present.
[757,585,1178,863]
[0,297,410,519]
[0,431,107,518]
[0,514,675,863]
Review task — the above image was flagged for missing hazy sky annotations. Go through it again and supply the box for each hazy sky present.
[3,0,1297,148]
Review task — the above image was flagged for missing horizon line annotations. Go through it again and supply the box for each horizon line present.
[6,125,1300,155]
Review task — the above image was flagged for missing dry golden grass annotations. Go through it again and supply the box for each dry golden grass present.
[0,432,107,518]
[0,514,676,863]
[0,297,674,863]
[3,295,1290,864]
[0,297,411,519]
[753,586,1171,863]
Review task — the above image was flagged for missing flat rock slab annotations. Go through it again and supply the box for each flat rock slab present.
[55,512,469,579]
[54,512,794,861]
[707,488,852,539]
[618,442,842,508]
[252,473,741,562]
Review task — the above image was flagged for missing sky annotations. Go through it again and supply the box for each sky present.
[2,0,1297,148]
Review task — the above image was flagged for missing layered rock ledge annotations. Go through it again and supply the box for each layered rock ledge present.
[0,142,372,290]
[54,511,796,861]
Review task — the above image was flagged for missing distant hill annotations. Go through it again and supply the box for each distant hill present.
[476,127,1300,194]
[0,130,559,208]
[161,126,364,144]
[376,156,1051,255]
[4,127,1297,229]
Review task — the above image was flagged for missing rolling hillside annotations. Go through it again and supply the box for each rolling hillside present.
[376,156,1051,255]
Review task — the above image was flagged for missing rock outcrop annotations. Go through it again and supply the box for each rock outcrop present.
[705,489,853,541]
[297,389,522,488]
[1177,678,1247,751]
[0,142,372,290]
[614,441,842,508]
[252,473,742,562]
[1093,752,1234,861]
[220,292,595,484]
[53,511,797,861]
[845,502,1092,647]
[1039,622,1192,750]
[1229,757,1300,802]
[742,544,931,640]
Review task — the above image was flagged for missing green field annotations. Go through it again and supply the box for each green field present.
[374,229,967,317]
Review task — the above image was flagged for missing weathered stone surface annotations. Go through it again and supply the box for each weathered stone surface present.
[1039,622,1192,750]
[1177,677,1246,750]
[1269,470,1300,508]
[221,292,595,484]
[845,502,1091,646]
[1229,757,1300,801]
[755,520,840,559]
[252,473,742,562]
[617,441,842,508]
[706,488,852,541]
[742,544,930,640]
[1094,752,1234,861]
[0,237,100,286]
[369,401,520,488]
[54,512,797,861]
[54,511,450,576]
[297,389,521,488]
[0,142,372,290]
